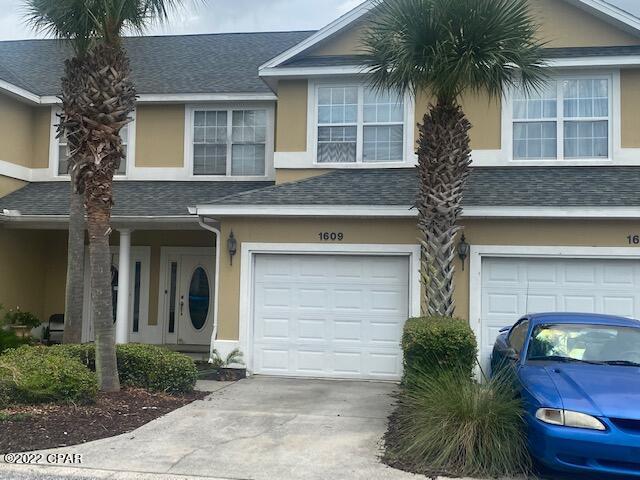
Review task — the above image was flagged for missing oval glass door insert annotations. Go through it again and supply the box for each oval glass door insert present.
[188,267,210,330]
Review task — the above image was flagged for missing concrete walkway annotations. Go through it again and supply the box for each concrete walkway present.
[0,377,421,480]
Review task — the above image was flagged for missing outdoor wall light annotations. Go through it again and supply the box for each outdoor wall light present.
[227,231,238,266]
[458,234,470,271]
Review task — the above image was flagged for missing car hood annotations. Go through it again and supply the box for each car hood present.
[544,364,640,419]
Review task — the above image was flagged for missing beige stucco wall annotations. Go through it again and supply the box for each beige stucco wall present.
[32,107,52,169]
[214,217,640,340]
[0,228,49,321]
[135,105,185,168]
[0,95,51,169]
[621,69,640,148]
[309,0,639,57]
[0,175,26,198]
[275,80,308,152]
[275,169,331,185]
[531,0,640,47]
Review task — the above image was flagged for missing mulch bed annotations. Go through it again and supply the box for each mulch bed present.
[0,388,207,454]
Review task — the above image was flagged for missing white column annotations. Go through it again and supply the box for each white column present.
[115,229,132,344]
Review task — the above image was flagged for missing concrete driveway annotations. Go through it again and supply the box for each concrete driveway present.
[0,377,418,480]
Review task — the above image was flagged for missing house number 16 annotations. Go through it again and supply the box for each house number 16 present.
[628,235,640,245]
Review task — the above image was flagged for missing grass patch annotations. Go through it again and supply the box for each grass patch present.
[0,412,31,422]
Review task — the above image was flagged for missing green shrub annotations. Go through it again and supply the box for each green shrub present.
[0,346,97,407]
[51,343,197,394]
[402,316,477,379]
[116,344,197,394]
[0,329,30,355]
[385,367,530,478]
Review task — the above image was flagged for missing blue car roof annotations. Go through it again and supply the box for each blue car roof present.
[528,312,640,328]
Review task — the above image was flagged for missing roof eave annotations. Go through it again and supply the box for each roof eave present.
[194,204,640,219]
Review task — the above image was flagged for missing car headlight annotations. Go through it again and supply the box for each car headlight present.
[536,408,606,431]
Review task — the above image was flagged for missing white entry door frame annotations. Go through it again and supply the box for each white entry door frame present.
[469,245,640,369]
[82,246,151,343]
[239,243,421,376]
[158,247,216,346]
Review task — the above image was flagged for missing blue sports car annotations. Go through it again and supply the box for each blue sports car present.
[491,312,640,478]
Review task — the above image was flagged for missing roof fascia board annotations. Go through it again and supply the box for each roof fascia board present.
[0,79,41,104]
[195,204,640,219]
[40,92,278,105]
[259,56,640,79]
[259,0,375,71]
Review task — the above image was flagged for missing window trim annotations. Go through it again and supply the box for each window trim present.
[184,103,275,179]
[308,79,415,167]
[504,71,614,163]
[50,106,136,179]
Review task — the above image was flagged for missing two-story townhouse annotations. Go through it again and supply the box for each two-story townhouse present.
[2,0,640,380]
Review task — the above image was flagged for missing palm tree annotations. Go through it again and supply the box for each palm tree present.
[26,0,187,391]
[363,0,547,317]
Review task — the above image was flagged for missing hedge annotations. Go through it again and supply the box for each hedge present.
[402,316,477,379]
[0,329,30,355]
[51,343,198,394]
[0,346,97,407]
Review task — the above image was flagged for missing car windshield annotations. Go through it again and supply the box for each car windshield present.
[527,323,640,365]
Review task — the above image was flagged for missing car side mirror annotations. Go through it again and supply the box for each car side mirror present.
[505,348,519,361]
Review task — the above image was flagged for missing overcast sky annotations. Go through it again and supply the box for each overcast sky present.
[0,0,637,41]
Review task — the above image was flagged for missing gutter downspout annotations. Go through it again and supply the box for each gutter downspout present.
[197,214,222,364]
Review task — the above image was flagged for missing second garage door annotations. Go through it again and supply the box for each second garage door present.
[481,257,640,371]
[252,254,410,380]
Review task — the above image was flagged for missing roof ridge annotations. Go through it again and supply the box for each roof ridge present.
[0,30,316,44]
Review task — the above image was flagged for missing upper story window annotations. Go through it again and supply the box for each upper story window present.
[314,83,407,164]
[512,75,611,161]
[191,108,267,176]
[54,108,134,177]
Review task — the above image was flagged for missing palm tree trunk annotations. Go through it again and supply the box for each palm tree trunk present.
[63,171,85,344]
[416,100,472,317]
[87,202,120,392]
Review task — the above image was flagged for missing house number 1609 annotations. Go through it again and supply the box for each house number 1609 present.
[628,235,640,245]
[319,232,344,241]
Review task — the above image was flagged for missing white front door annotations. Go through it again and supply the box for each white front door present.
[162,252,215,346]
[252,254,410,380]
[480,257,640,372]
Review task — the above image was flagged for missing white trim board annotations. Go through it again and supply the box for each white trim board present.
[467,245,640,363]
[194,204,640,219]
[237,242,421,376]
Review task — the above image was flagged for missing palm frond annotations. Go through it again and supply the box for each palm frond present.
[23,0,191,52]
[362,0,549,103]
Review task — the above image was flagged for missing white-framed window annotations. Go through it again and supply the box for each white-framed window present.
[186,105,274,177]
[52,107,135,177]
[311,81,411,165]
[511,74,612,161]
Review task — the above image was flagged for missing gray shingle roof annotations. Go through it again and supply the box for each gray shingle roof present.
[0,31,313,96]
[0,181,273,217]
[206,167,640,208]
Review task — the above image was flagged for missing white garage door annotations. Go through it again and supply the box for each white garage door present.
[481,257,640,371]
[252,254,410,380]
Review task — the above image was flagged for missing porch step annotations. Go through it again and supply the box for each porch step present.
[165,344,210,362]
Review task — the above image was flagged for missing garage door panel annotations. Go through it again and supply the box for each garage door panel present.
[481,257,640,373]
[253,254,409,380]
